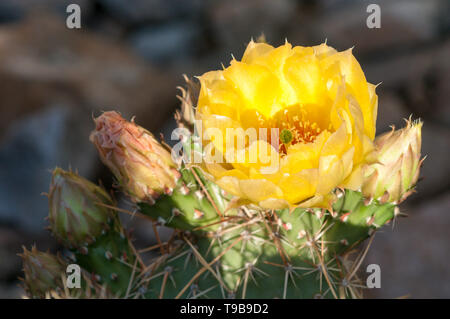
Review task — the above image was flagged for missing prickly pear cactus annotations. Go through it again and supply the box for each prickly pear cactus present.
[21,40,424,299]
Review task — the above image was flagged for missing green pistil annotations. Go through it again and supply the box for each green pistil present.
[280,129,293,144]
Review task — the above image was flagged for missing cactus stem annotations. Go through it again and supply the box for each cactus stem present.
[346,234,376,282]
[183,236,229,292]
[193,209,204,219]
[175,236,242,299]
[105,251,113,260]
[297,230,307,239]
[316,253,338,299]
[189,167,223,219]
[179,184,190,195]
[194,190,204,200]
[366,215,375,226]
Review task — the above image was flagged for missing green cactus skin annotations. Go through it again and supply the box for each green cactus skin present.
[139,190,395,299]
[28,163,397,300]
[139,167,230,232]
[33,167,396,299]
[72,218,137,297]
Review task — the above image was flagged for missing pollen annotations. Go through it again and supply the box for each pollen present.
[275,107,327,154]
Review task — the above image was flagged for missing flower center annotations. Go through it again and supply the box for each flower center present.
[240,104,331,155]
[275,107,328,155]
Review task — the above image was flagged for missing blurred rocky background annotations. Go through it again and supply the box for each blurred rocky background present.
[0,0,448,298]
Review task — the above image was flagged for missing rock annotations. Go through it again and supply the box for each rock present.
[375,90,411,134]
[0,0,93,23]
[0,227,23,282]
[364,39,450,125]
[0,284,23,299]
[208,0,298,55]
[0,13,177,231]
[0,2,23,24]
[364,193,450,298]
[0,13,176,138]
[310,0,444,55]
[364,39,450,89]
[414,124,450,200]
[129,21,202,64]
[99,0,203,25]
[0,106,97,231]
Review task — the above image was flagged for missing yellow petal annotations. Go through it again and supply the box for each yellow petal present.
[239,179,283,202]
[343,164,364,191]
[259,198,290,209]
[278,169,318,203]
[223,61,282,118]
[316,155,344,194]
[313,43,337,58]
[241,40,274,64]
[320,123,349,157]
[341,146,355,178]
[320,48,375,139]
[283,52,326,106]
[216,176,243,198]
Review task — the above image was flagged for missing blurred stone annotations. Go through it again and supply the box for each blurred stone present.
[208,0,298,55]
[397,63,450,127]
[375,91,411,134]
[0,13,177,231]
[0,3,23,24]
[0,13,176,138]
[0,227,23,282]
[365,39,450,89]
[0,106,97,230]
[99,0,203,24]
[0,284,23,299]
[365,192,450,298]
[130,21,202,64]
[364,38,450,127]
[414,124,450,200]
[430,71,450,127]
[311,0,444,54]
[0,0,93,22]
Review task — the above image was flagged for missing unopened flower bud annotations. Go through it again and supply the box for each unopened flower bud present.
[362,119,424,203]
[20,246,66,298]
[89,111,180,203]
[48,168,113,247]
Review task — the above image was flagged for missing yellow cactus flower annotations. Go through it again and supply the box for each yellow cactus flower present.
[195,40,378,209]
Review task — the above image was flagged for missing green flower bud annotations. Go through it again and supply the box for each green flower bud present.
[89,111,180,203]
[48,168,113,247]
[20,246,66,298]
[362,119,424,203]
